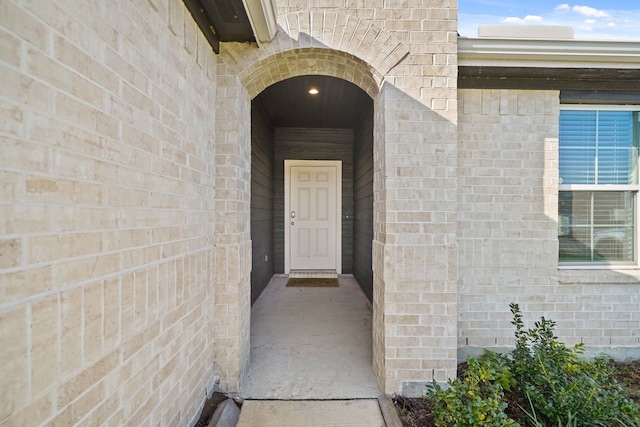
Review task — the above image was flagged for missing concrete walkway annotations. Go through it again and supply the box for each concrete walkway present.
[236,400,386,427]
[241,275,381,399]
[234,275,386,426]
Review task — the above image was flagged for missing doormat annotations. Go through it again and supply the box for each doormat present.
[286,277,339,287]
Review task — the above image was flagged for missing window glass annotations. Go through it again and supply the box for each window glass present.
[559,111,637,185]
[559,110,596,184]
[558,109,638,265]
[559,191,634,262]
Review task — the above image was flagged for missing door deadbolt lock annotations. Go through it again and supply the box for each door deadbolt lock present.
[291,221,294,225]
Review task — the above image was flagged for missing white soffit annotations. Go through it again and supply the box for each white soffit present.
[458,37,640,69]
[243,0,278,44]
[478,25,575,40]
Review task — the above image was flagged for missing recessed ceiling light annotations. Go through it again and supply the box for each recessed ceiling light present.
[308,88,319,95]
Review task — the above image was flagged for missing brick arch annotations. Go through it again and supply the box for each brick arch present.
[220,10,409,98]
[243,48,379,98]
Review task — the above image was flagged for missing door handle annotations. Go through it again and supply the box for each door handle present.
[290,210,296,218]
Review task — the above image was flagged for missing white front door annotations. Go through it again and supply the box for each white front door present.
[285,160,341,273]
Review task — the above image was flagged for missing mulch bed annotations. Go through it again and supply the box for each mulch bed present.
[393,359,640,427]
[611,359,640,402]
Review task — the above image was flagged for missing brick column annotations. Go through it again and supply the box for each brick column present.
[372,87,388,391]
[373,79,459,394]
[212,63,252,392]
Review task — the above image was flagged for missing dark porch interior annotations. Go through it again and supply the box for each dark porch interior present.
[250,75,375,304]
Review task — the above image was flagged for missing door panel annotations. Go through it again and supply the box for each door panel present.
[290,165,337,270]
[316,228,328,256]
[297,228,310,257]
[316,188,328,220]
[298,187,310,220]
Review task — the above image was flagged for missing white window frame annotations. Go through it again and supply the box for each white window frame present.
[558,104,640,269]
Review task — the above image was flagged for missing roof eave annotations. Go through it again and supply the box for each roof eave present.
[458,37,640,69]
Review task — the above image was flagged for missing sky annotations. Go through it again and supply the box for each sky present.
[458,0,640,40]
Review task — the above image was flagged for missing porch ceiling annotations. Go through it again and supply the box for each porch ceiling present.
[255,75,372,129]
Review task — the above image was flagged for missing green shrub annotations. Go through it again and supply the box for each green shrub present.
[427,351,519,427]
[422,305,639,426]
[507,303,640,427]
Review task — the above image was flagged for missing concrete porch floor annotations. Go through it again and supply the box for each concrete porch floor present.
[240,275,382,399]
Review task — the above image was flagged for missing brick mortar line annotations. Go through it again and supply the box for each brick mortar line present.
[0,247,215,312]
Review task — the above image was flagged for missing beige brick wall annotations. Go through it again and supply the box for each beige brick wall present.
[9,0,632,416]
[2,0,462,412]
[0,0,222,425]
[0,0,640,418]
[458,89,640,357]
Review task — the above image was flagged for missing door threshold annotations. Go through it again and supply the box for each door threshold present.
[288,269,338,279]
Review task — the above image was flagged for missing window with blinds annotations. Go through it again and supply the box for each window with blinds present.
[558,109,639,264]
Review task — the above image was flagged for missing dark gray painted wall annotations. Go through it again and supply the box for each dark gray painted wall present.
[353,103,374,301]
[250,103,274,304]
[273,128,354,274]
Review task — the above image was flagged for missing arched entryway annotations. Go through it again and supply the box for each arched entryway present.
[212,8,460,397]
[212,16,410,392]
[243,74,377,398]
[249,75,375,301]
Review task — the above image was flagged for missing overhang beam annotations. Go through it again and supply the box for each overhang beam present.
[183,0,220,54]
[183,0,278,54]
[459,66,640,90]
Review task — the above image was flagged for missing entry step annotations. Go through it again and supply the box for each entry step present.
[288,269,337,279]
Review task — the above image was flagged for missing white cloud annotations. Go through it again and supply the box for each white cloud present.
[555,4,570,12]
[572,5,609,18]
[503,17,521,23]
[584,18,596,24]
[503,15,543,24]
[525,15,543,22]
